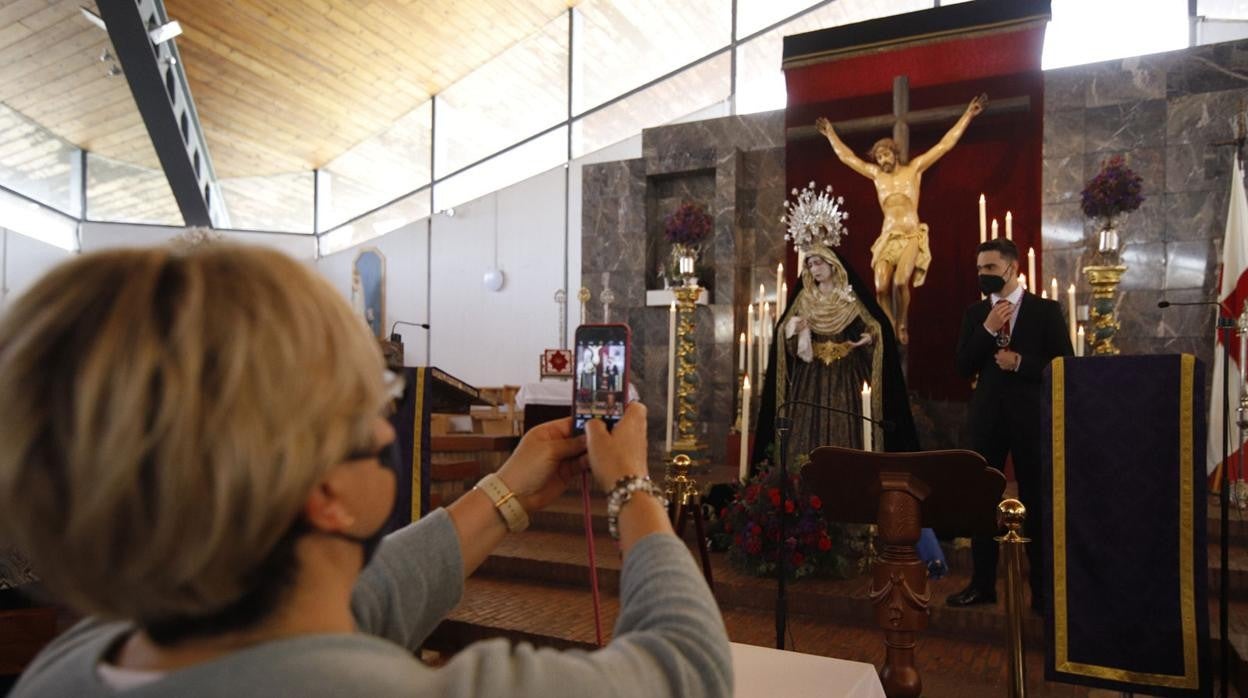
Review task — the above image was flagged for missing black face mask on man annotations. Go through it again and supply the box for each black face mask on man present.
[977,264,1013,295]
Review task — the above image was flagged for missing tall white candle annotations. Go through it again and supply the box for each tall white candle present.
[776,263,784,310]
[861,382,873,452]
[1076,325,1085,357]
[1006,211,1013,240]
[1240,328,1246,386]
[746,304,755,389]
[1050,277,1058,302]
[738,332,746,372]
[979,194,987,244]
[991,218,999,240]
[740,375,752,483]
[1042,290,1048,299]
[762,301,771,377]
[666,301,676,452]
[1067,284,1077,347]
[780,281,788,316]
[1027,247,1035,291]
[1018,274,1027,293]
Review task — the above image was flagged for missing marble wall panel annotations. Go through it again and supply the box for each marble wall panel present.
[1163,189,1227,242]
[585,110,786,466]
[1166,43,1248,98]
[1043,156,1083,205]
[1117,241,1166,291]
[1086,56,1168,108]
[1042,202,1087,250]
[1084,99,1167,154]
[1166,90,1248,146]
[1166,142,1232,193]
[1044,70,1086,112]
[1044,109,1085,157]
[1164,239,1220,293]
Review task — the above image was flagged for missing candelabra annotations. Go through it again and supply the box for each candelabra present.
[1081,264,1126,355]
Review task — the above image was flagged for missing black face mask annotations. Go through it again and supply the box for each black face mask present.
[327,439,400,569]
[977,265,1012,295]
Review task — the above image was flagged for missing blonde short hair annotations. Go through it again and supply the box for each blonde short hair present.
[0,244,385,625]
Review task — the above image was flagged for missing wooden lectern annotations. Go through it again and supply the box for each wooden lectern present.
[385,367,492,534]
[804,446,1006,698]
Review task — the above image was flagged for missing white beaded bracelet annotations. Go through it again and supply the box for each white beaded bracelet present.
[605,475,668,540]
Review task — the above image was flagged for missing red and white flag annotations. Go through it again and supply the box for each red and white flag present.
[1210,161,1248,478]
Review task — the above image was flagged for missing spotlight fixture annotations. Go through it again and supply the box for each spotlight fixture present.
[148,20,182,45]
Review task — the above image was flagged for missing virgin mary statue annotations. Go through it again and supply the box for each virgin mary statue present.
[750,183,944,576]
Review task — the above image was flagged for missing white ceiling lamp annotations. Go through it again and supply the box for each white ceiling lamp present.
[79,7,106,31]
[483,194,505,293]
[149,20,183,45]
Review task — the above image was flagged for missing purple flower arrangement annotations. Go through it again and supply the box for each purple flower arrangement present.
[663,201,713,246]
[1080,155,1144,221]
[710,460,856,580]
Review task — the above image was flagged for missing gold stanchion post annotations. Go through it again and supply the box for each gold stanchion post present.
[996,498,1029,698]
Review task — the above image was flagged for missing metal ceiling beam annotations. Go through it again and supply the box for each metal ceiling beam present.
[97,0,224,228]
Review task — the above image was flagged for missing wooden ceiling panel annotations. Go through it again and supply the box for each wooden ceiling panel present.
[1,0,577,185]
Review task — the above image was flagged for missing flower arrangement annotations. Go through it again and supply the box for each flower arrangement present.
[664,201,713,246]
[710,457,860,580]
[782,181,849,252]
[1080,156,1144,222]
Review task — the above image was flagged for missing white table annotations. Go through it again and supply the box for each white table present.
[515,381,639,408]
[731,642,885,698]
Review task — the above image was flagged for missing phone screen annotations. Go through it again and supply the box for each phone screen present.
[572,325,630,434]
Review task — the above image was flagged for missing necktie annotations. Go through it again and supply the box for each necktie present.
[995,299,1011,347]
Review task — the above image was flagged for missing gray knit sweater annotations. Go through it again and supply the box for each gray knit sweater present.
[10,509,732,696]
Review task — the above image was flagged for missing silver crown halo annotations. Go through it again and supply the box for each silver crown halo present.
[781,181,849,252]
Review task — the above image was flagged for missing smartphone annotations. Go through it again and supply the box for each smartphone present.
[571,324,631,434]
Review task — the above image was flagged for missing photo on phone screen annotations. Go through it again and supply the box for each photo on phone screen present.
[572,324,630,434]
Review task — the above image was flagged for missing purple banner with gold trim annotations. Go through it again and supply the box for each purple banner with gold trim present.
[1042,354,1210,696]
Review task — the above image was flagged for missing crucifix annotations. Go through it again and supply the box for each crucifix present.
[809,76,1008,345]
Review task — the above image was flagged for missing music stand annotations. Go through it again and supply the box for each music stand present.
[804,446,1006,698]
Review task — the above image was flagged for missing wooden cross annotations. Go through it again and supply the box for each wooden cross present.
[786,74,1030,153]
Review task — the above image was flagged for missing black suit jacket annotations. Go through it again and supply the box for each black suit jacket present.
[957,292,1074,425]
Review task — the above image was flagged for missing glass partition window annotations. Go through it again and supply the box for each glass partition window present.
[435,127,567,212]
[319,187,431,257]
[321,100,432,231]
[0,187,78,251]
[86,153,183,227]
[0,104,80,217]
[218,172,315,233]
[434,17,569,179]
[735,0,932,115]
[735,0,824,37]
[572,52,731,158]
[572,0,732,115]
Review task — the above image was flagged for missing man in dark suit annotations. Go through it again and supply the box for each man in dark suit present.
[946,239,1074,612]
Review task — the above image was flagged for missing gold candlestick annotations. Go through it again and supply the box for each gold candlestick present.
[670,283,707,466]
[1081,264,1127,355]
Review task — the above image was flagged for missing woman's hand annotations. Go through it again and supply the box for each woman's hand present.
[852,332,873,348]
[794,316,809,333]
[495,418,587,514]
[585,402,648,492]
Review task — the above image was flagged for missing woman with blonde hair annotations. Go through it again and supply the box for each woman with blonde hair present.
[0,243,729,697]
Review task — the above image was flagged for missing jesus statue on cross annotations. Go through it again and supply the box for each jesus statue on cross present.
[815,93,986,345]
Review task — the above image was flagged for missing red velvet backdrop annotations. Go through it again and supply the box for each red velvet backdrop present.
[784,26,1046,401]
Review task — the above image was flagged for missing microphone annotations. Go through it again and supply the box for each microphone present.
[1158,299,1221,310]
[389,320,431,342]
[775,398,895,432]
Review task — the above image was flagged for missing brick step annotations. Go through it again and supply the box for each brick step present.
[1208,497,1248,546]
[426,576,1095,696]
[1209,542,1248,600]
[478,527,1050,645]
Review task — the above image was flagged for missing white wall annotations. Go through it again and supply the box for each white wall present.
[80,221,317,260]
[311,132,644,389]
[1,227,74,311]
[317,220,430,366]
[429,166,567,386]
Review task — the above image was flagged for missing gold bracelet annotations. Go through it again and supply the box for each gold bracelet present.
[474,473,530,533]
